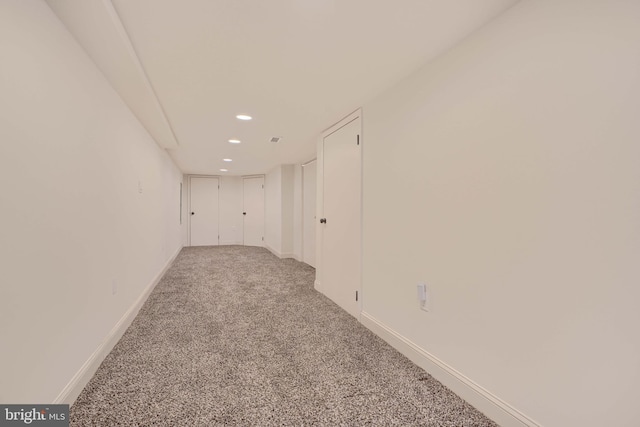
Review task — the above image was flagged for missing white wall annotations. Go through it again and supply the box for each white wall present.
[182,174,189,247]
[0,0,183,403]
[265,166,283,254]
[265,164,296,258]
[219,176,243,245]
[281,165,295,257]
[291,162,318,265]
[293,164,303,261]
[361,1,640,426]
[302,160,317,267]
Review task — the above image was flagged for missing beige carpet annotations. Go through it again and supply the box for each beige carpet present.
[71,246,497,426]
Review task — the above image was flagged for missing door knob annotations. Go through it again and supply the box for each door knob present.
[320,218,327,224]
[243,212,246,215]
[191,212,195,215]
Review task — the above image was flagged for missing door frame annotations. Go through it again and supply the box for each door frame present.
[187,175,220,247]
[316,108,363,317]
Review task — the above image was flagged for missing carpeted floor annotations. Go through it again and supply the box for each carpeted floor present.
[71,246,497,426]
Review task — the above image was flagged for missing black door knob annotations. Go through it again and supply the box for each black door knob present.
[243,212,246,215]
[320,218,327,224]
[191,212,195,215]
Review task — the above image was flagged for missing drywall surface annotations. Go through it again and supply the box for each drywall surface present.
[280,165,295,256]
[265,165,295,257]
[265,166,283,253]
[362,1,640,426]
[182,174,189,246]
[0,0,183,403]
[302,160,317,267]
[293,164,303,261]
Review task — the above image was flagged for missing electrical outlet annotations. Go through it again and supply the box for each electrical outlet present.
[417,282,429,312]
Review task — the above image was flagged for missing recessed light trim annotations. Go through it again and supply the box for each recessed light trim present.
[223,158,232,162]
[228,139,241,144]
[236,114,252,121]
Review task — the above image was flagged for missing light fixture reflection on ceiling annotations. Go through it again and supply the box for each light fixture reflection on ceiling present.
[236,114,252,121]
[228,139,241,144]
[220,169,228,172]
[223,158,232,162]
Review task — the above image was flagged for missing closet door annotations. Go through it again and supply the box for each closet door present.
[189,177,219,246]
[320,115,361,318]
[243,176,265,247]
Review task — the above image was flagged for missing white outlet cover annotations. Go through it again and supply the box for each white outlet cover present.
[418,282,430,312]
[417,283,427,301]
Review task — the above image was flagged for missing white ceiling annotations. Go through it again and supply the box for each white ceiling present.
[47,0,518,176]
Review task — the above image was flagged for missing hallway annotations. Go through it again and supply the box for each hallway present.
[4,1,640,425]
[71,246,494,426]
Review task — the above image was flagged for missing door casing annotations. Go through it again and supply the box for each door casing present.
[316,109,362,319]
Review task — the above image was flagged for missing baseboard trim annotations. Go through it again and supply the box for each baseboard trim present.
[264,244,295,259]
[219,240,242,246]
[360,312,540,427]
[264,244,281,258]
[314,280,321,292]
[54,246,183,406]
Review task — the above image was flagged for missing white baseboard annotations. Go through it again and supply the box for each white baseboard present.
[264,243,281,258]
[54,246,183,406]
[360,312,540,427]
[264,243,295,259]
[314,280,321,292]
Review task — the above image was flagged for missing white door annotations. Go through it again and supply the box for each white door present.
[189,176,219,246]
[321,116,361,318]
[302,160,317,267]
[243,176,265,247]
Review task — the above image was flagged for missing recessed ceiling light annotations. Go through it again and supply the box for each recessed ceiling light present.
[228,139,241,144]
[236,114,252,121]
[220,169,228,172]
[223,158,232,162]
